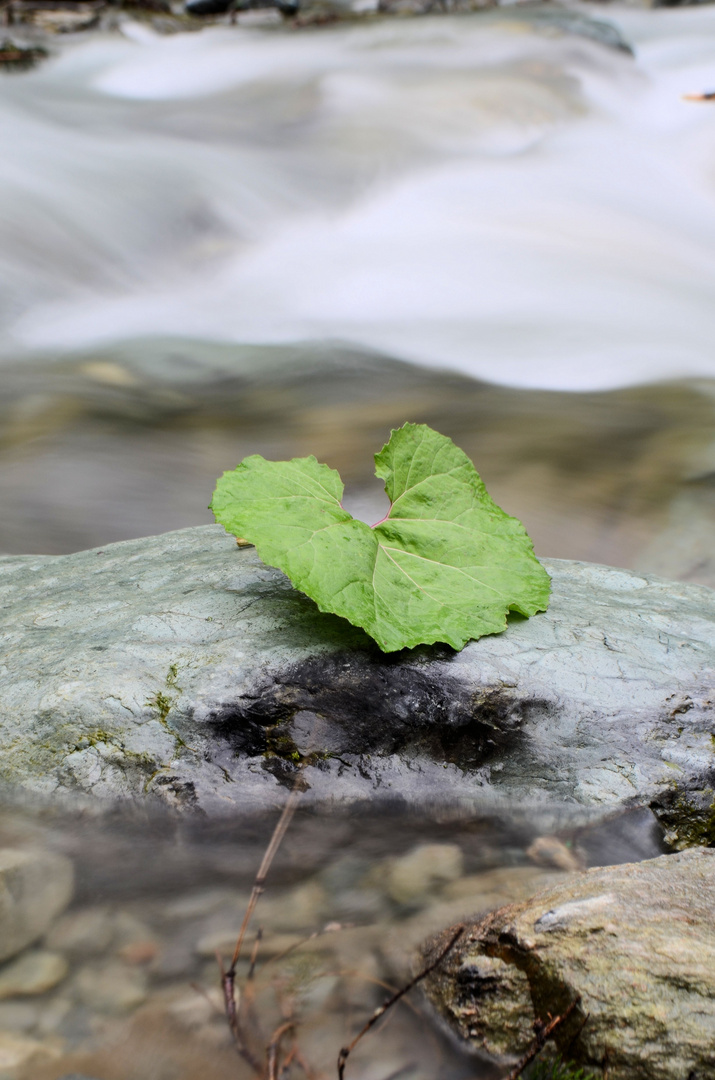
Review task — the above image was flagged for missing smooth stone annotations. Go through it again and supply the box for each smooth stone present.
[165,987,225,1030]
[0,1031,56,1070]
[383,865,574,980]
[0,950,68,999]
[0,1000,40,1032]
[256,881,329,932]
[0,526,713,839]
[45,908,115,958]
[525,835,583,871]
[424,849,715,1078]
[386,844,464,906]
[73,962,148,1015]
[0,850,74,964]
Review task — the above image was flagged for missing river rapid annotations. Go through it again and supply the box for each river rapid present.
[1,2,715,568]
[4,2,715,389]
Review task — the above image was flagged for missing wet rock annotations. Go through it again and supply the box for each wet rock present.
[515,7,633,55]
[525,836,583,871]
[0,1000,40,1032]
[0,1031,56,1070]
[8,0,104,31]
[377,0,492,15]
[0,850,74,964]
[424,849,715,1079]
[0,950,69,999]
[1,526,713,826]
[45,908,115,958]
[258,881,329,931]
[0,39,48,69]
[571,805,671,867]
[386,844,464,906]
[384,865,574,979]
[74,961,148,1014]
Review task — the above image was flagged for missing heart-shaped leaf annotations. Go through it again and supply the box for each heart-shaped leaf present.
[210,423,550,652]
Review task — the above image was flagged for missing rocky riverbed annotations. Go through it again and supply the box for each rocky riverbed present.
[0,799,677,1080]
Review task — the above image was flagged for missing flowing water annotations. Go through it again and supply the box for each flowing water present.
[1,1,715,574]
[4,2,715,390]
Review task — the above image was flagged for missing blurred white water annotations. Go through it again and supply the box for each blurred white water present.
[4,4,715,389]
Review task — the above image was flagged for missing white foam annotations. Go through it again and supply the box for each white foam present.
[4,7,715,389]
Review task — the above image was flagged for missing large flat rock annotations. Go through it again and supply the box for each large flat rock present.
[0,526,713,828]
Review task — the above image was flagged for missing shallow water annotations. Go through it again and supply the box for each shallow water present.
[0,800,668,1080]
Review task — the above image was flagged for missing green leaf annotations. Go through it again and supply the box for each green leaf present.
[210,423,550,652]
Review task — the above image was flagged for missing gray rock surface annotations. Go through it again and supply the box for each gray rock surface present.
[423,849,715,1079]
[0,526,713,827]
[0,850,74,963]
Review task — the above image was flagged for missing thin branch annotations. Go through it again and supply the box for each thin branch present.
[248,928,264,982]
[230,786,304,973]
[240,928,266,1050]
[505,996,582,1080]
[219,956,263,1075]
[278,1045,297,1080]
[259,922,352,974]
[337,925,465,1080]
[267,1020,295,1080]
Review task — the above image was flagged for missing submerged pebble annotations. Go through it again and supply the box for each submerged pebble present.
[0,951,68,1000]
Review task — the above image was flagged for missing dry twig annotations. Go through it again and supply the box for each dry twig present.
[219,785,304,1074]
[505,996,582,1080]
[268,1020,295,1080]
[231,786,303,972]
[336,925,465,1080]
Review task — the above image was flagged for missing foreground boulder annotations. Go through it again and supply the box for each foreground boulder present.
[423,849,715,1079]
[0,526,713,826]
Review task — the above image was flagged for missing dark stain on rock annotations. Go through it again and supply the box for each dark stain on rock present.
[203,652,545,775]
